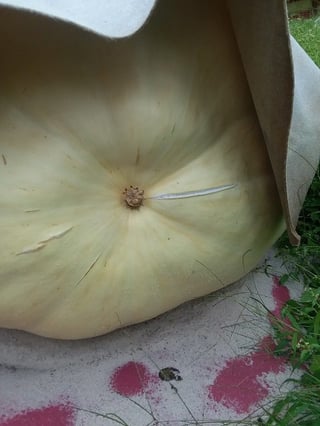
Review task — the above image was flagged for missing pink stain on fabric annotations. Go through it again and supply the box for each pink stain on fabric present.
[271,276,290,318]
[0,404,75,426]
[208,336,287,413]
[208,277,291,414]
[110,361,160,397]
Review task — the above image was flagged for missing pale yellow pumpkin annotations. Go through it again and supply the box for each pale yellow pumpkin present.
[0,0,284,339]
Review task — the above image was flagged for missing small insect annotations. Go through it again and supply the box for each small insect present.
[159,367,182,382]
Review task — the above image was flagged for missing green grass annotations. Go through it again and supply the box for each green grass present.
[263,16,320,426]
[289,17,320,66]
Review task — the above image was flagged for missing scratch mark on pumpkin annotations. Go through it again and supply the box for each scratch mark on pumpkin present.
[242,249,253,273]
[16,226,73,255]
[135,147,140,165]
[75,252,102,286]
[195,259,224,286]
[24,209,41,213]
[2,154,7,165]
[39,226,73,243]
[16,243,46,255]
[171,123,176,135]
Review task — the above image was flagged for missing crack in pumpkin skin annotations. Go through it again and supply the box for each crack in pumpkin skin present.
[15,226,73,255]
[148,184,236,201]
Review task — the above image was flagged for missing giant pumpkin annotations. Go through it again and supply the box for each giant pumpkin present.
[0,0,284,339]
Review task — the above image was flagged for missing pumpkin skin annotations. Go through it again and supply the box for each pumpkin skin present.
[0,0,284,339]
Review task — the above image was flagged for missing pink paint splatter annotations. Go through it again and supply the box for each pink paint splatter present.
[208,278,291,414]
[271,276,290,318]
[208,335,287,414]
[110,361,159,397]
[268,276,292,332]
[0,404,75,426]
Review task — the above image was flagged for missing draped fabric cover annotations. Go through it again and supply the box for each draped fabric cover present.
[1,0,319,245]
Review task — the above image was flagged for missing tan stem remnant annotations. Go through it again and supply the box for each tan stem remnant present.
[123,185,144,209]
